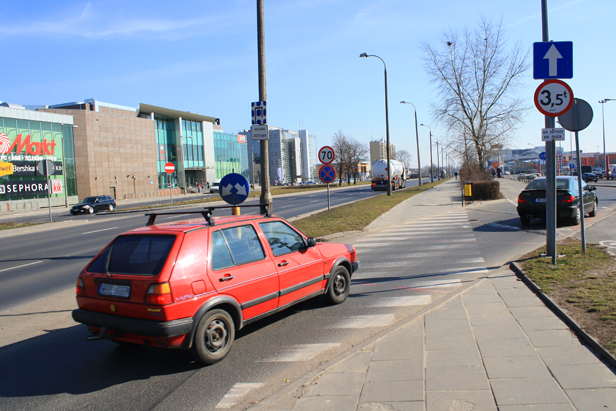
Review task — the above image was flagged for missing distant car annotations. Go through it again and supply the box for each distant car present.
[592,169,604,179]
[582,172,599,183]
[71,207,359,364]
[517,176,598,226]
[209,179,221,193]
[70,195,116,215]
[517,173,527,181]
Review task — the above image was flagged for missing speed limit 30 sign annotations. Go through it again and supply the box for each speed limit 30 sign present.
[534,79,574,117]
[318,146,335,165]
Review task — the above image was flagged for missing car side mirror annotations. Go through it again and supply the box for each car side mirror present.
[307,238,317,247]
[586,185,596,191]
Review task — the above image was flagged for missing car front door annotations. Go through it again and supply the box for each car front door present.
[209,223,279,320]
[259,221,325,309]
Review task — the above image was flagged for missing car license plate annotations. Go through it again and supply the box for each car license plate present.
[99,283,130,298]
[535,198,547,203]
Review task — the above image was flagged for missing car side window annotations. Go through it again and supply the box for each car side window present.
[211,225,265,271]
[259,221,305,257]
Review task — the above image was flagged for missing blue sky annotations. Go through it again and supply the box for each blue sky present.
[2,0,614,166]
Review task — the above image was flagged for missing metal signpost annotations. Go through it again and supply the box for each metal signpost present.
[165,162,175,206]
[558,98,594,252]
[533,2,574,263]
[37,159,55,223]
[318,146,336,210]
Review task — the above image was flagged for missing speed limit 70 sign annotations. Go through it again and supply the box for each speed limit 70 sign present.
[318,146,335,165]
[534,79,574,117]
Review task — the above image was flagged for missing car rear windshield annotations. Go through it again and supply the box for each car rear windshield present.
[87,235,176,276]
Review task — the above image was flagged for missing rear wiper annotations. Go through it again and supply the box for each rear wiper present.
[105,246,113,275]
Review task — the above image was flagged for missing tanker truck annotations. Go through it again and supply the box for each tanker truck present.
[371,159,407,191]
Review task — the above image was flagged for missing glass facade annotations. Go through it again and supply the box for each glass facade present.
[214,131,250,182]
[0,116,77,200]
[182,119,204,186]
[155,118,177,189]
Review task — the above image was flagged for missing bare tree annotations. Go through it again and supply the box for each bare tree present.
[422,17,529,171]
[332,130,368,185]
[396,150,412,169]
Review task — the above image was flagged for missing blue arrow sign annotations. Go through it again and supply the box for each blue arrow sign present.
[539,152,546,161]
[219,173,250,205]
[533,42,573,80]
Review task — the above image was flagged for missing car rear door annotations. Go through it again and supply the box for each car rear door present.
[208,223,279,320]
[259,220,325,309]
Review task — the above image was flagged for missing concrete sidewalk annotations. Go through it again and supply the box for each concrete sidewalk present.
[248,179,616,410]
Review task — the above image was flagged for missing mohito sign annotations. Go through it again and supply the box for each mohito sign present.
[0,133,57,156]
[0,180,51,197]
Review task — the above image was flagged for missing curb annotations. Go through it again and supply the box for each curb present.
[510,261,616,369]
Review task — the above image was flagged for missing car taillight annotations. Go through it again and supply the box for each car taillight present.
[561,195,575,203]
[76,277,86,297]
[145,283,173,305]
[518,194,527,203]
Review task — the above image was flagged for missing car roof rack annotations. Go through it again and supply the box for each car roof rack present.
[145,204,271,226]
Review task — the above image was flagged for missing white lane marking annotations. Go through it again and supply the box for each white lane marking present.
[359,257,483,269]
[413,279,462,288]
[82,227,119,235]
[257,343,340,362]
[369,295,432,307]
[387,226,472,231]
[354,234,476,242]
[331,314,395,328]
[397,222,469,228]
[310,200,319,203]
[215,383,264,409]
[353,240,477,248]
[433,268,489,276]
[356,251,482,259]
[0,260,44,273]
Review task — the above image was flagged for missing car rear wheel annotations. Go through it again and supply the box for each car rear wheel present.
[191,309,235,365]
[571,207,581,225]
[519,215,531,226]
[325,266,350,305]
[589,200,597,217]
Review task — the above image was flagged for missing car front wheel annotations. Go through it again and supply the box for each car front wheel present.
[325,266,350,305]
[191,309,235,365]
[108,204,114,211]
[88,208,94,214]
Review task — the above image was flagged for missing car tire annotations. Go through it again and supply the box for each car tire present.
[191,309,235,365]
[519,215,531,226]
[325,266,351,305]
[88,208,94,214]
[571,207,581,225]
[108,204,114,211]
[589,200,597,217]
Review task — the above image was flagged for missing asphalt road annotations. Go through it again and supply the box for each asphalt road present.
[1,180,614,410]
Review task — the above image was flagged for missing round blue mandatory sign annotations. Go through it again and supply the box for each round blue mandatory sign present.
[219,173,250,205]
[319,165,336,183]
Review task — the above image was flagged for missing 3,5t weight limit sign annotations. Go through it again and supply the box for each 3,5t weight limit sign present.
[534,79,574,117]
[318,146,335,165]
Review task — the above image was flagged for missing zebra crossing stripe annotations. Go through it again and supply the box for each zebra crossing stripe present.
[215,383,264,408]
[331,314,395,328]
[411,279,462,288]
[257,343,340,362]
[369,295,432,307]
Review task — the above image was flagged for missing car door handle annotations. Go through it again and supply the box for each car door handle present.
[219,275,234,282]
[278,261,289,267]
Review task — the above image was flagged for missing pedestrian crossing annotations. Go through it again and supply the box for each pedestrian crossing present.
[215,211,489,408]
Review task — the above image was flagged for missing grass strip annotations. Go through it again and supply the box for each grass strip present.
[0,222,42,230]
[292,180,443,238]
[519,240,616,355]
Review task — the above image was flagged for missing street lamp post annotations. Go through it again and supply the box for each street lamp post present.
[361,53,392,195]
[600,99,613,179]
[435,139,440,180]
[400,101,421,186]
[420,124,433,183]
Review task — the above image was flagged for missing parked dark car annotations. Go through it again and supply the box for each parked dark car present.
[582,172,599,183]
[70,195,116,215]
[517,176,598,226]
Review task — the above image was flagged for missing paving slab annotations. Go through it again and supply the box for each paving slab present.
[426,348,482,368]
[536,345,604,366]
[426,390,497,411]
[472,324,528,341]
[304,372,366,397]
[464,302,512,315]
[501,296,547,308]
[515,316,570,332]
[360,380,423,403]
[566,388,616,409]
[424,318,472,335]
[328,352,372,373]
[498,405,575,411]
[476,338,538,358]
[548,363,616,389]
[490,378,570,405]
[366,360,423,381]
[357,401,423,411]
[508,306,556,318]
[525,329,578,347]
[425,333,477,351]
[292,396,357,411]
[468,313,519,327]
[425,366,490,391]
[483,355,553,379]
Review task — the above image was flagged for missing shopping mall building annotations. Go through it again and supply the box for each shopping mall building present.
[0,99,249,211]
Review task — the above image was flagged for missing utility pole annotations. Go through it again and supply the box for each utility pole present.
[257,0,272,213]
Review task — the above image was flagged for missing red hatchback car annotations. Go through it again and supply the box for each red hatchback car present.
[72,206,359,364]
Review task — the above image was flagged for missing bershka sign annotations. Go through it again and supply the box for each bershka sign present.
[0,133,57,156]
[0,180,50,197]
